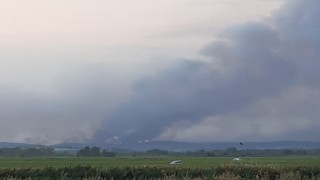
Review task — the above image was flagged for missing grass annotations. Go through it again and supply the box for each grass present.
[0,157,319,179]
[0,156,319,169]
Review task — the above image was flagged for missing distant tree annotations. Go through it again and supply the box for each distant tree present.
[146,149,168,155]
[206,152,215,157]
[24,148,39,156]
[283,149,294,155]
[77,146,115,157]
[77,146,91,157]
[91,146,101,157]
[101,150,116,157]
[225,147,237,153]
[0,147,54,157]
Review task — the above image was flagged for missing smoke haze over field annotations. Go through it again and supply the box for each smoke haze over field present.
[98,0,320,143]
[1,0,320,144]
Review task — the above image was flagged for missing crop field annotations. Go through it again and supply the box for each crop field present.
[0,156,319,179]
[0,156,319,169]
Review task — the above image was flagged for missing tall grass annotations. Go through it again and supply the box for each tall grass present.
[0,165,319,179]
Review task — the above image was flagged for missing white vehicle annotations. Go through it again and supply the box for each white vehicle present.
[232,157,241,161]
[169,160,182,165]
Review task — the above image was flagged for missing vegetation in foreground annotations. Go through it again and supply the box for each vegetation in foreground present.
[0,165,320,179]
[0,156,318,179]
[1,146,320,179]
[0,156,320,169]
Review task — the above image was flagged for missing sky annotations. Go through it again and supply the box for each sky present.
[1,0,319,144]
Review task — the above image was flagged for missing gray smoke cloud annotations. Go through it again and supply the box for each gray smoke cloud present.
[0,63,133,144]
[1,0,319,144]
[96,0,320,143]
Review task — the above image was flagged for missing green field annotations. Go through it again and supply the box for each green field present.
[0,156,319,169]
[0,156,319,179]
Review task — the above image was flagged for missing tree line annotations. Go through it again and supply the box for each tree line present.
[0,147,54,157]
[77,146,116,157]
[2,146,320,157]
[135,147,318,157]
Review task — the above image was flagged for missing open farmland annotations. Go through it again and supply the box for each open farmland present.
[0,156,319,169]
[0,156,319,179]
